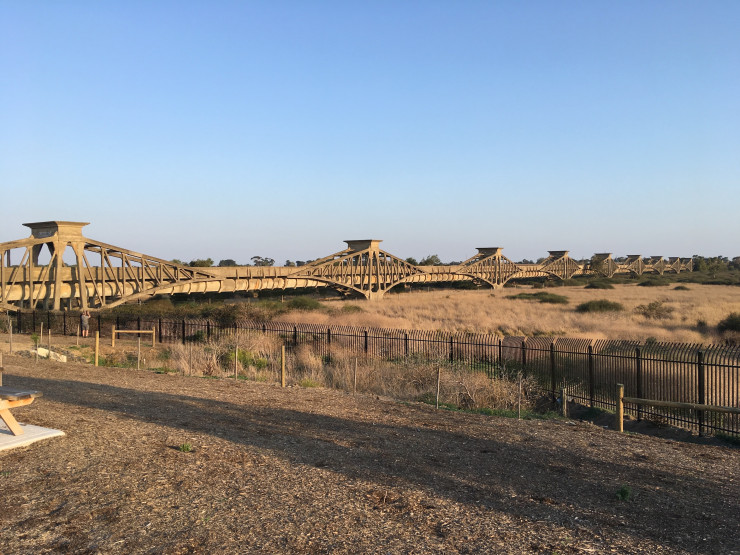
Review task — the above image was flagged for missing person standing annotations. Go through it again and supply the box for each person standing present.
[81,310,90,338]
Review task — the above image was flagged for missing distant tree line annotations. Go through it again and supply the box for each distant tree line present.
[169,254,740,271]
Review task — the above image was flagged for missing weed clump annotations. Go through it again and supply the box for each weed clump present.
[575,300,624,313]
[615,484,632,501]
[507,291,569,305]
[673,285,690,291]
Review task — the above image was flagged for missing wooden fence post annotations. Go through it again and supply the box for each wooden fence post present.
[560,387,568,417]
[521,338,527,367]
[616,383,624,432]
[94,331,100,367]
[111,325,116,347]
[436,366,441,409]
[280,345,286,388]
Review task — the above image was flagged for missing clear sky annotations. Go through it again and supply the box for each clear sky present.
[2,1,739,265]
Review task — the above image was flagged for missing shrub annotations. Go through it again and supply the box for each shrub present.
[585,281,614,289]
[638,277,669,287]
[717,313,740,333]
[634,301,674,320]
[341,304,364,314]
[506,291,569,304]
[673,285,690,291]
[575,300,624,313]
[287,297,324,311]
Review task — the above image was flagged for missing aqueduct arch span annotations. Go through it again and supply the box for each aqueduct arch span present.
[0,221,692,312]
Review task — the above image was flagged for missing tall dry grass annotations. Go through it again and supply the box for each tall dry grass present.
[288,345,538,412]
[164,338,536,413]
[275,284,740,343]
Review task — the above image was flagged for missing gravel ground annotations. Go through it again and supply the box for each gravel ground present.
[0,347,738,554]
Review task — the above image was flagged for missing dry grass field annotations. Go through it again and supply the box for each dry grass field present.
[276,284,740,343]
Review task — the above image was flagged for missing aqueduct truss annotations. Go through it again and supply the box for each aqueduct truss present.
[0,221,692,312]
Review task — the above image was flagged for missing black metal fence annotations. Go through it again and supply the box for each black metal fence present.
[7,310,740,437]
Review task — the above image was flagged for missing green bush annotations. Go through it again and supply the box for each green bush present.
[287,297,324,311]
[506,291,569,304]
[638,277,669,287]
[575,300,624,313]
[673,285,690,291]
[585,281,614,289]
[717,313,740,333]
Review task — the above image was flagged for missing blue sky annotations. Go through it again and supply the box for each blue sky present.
[2,1,739,264]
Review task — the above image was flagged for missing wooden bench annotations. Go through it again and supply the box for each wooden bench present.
[0,387,43,436]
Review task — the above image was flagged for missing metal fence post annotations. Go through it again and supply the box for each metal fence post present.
[182,319,186,345]
[636,347,643,422]
[550,342,557,398]
[404,332,409,357]
[498,338,503,365]
[158,318,163,344]
[293,326,298,345]
[449,336,454,364]
[588,344,595,407]
[697,351,705,436]
[364,330,369,354]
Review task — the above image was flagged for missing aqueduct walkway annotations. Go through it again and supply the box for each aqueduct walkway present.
[0,221,692,311]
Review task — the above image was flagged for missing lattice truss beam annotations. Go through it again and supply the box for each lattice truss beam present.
[458,248,523,286]
[285,240,423,299]
[0,222,216,311]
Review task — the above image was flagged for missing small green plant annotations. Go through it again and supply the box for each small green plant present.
[575,300,624,313]
[30,332,40,346]
[178,443,193,453]
[717,313,740,333]
[506,291,569,304]
[298,378,321,388]
[615,484,632,501]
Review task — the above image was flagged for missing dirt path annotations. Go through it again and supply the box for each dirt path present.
[0,351,738,554]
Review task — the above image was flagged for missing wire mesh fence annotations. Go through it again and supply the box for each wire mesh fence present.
[7,310,740,437]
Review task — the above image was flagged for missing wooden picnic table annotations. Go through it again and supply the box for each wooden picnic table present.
[0,387,42,436]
